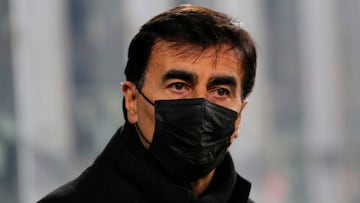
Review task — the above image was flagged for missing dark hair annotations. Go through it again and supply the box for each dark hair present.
[123,4,257,119]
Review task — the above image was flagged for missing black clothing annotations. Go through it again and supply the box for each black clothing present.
[38,123,253,203]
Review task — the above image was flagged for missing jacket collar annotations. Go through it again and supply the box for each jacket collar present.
[97,123,251,202]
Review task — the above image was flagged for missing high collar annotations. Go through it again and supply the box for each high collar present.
[95,123,251,202]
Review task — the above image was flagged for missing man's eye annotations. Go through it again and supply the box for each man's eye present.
[216,88,230,96]
[170,83,185,90]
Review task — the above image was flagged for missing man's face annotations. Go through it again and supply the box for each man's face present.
[123,41,247,148]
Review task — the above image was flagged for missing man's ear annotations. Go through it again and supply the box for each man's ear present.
[232,98,248,140]
[122,81,138,124]
[240,98,248,113]
[237,98,248,121]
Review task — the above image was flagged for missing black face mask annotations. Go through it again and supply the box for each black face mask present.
[136,90,239,181]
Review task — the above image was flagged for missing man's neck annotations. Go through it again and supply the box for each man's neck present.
[188,169,216,196]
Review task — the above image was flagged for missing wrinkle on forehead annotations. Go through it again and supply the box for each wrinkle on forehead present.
[151,40,243,70]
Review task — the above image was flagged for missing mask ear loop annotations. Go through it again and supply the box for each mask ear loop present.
[134,85,153,146]
[136,86,155,106]
[135,122,151,146]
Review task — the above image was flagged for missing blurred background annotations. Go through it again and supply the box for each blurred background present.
[0,0,359,202]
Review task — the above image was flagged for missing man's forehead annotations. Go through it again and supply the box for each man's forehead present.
[146,41,244,86]
[150,40,242,66]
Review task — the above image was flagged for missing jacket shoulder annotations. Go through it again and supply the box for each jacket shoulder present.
[37,173,83,203]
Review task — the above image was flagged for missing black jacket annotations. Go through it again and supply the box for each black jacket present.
[38,123,253,203]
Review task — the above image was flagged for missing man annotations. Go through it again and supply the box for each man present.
[39,4,257,203]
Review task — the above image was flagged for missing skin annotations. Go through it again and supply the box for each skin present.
[122,41,248,196]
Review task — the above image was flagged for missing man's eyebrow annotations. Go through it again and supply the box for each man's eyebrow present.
[162,69,198,84]
[207,75,238,89]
